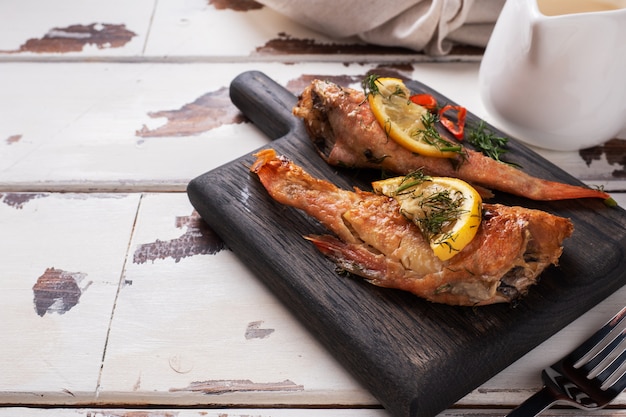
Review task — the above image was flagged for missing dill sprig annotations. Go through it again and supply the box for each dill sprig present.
[417,112,464,155]
[394,170,432,194]
[467,121,516,165]
[415,189,467,242]
[362,74,382,97]
[362,74,407,100]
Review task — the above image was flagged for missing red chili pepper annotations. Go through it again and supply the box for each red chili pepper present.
[438,104,467,140]
[409,94,438,111]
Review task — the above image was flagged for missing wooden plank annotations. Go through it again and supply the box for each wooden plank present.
[1,62,624,193]
[0,192,140,402]
[145,0,340,58]
[100,193,375,407]
[0,408,393,417]
[0,0,153,57]
[0,62,468,190]
[4,408,626,417]
[0,62,270,190]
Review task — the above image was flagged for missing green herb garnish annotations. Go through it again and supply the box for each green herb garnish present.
[394,170,432,194]
[417,112,464,155]
[414,189,467,242]
[362,74,406,100]
[467,121,516,165]
[362,74,382,97]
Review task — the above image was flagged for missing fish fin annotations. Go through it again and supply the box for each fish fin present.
[304,234,387,282]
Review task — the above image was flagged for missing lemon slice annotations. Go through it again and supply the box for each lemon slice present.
[366,77,461,158]
[373,173,482,261]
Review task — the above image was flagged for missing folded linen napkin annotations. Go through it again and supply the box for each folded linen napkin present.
[256,0,505,55]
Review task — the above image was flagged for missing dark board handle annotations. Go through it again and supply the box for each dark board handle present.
[230,71,299,141]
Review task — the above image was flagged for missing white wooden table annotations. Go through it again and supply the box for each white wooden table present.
[1,1,625,416]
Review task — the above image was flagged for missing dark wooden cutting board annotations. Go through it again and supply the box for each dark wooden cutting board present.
[187,71,626,417]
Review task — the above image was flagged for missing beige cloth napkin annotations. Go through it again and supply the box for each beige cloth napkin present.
[257,0,505,55]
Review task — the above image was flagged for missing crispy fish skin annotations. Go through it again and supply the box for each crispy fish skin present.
[250,149,574,306]
[293,79,611,202]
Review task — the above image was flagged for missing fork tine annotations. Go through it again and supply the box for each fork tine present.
[573,305,626,369]
[587,329,626,379]
[599,339,626,391]
[508,307,626,417]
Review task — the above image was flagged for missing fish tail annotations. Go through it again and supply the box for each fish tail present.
[525,178,611,202]
[250,148,281,173]
[304,234,386,281]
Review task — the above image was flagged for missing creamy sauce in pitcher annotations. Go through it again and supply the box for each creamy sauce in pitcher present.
[538,0,626,15]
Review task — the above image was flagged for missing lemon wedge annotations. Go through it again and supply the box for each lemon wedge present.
[366,77,462,158]
[372,173,482,261]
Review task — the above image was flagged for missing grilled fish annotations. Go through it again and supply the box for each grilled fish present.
[293,79,610,202]
[250,149,574,306]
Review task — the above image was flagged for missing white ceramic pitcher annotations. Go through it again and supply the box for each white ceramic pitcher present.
[479,0,626,151]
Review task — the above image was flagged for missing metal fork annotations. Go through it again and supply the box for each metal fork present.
[507,305,626,416]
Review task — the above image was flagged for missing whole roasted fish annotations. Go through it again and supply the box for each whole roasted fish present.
[250,149,574,306]
[293,79,611,202]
